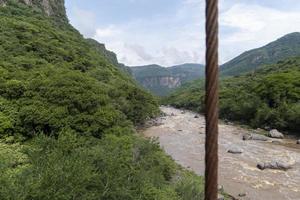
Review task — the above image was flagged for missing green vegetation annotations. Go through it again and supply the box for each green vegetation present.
[164,57,300,134]
[0,1,159,138]
[0,132,205,200]
[220,32,300,76]
[0,1,206,199]
[131,64,204,96]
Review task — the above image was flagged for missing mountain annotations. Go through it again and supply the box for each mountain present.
[0,0,67,21]
[131,63,205,96]
[164,56,300,134]
[86,38,132,74]
[0,1,207,199]
[220,32,300,76]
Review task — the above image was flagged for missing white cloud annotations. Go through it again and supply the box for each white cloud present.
[69,1,300,66]
[219,3,300,62]
[69,7,97,37]
[91,0,205,66]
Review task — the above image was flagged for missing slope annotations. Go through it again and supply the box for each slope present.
[164,57,300,134]
[220,32,300,76]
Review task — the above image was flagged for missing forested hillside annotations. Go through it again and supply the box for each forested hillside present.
[220,32,300,76]
[0,1,205,199]
[164,57,300,134]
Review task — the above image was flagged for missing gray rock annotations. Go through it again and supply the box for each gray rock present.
[268,129,284,139]
[178,130,183,132]
[227,147,243,154]
[257,161,292,171]
[238,193,247,197]
[297,140,300,144]
[194,115,199,118]
[243,133,269,141]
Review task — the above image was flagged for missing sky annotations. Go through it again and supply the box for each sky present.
[65,0,300,66]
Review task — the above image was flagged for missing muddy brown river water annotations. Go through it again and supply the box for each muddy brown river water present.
[142,106,300,200]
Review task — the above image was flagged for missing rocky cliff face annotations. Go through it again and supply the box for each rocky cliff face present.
[0,0,67,21]
[131,64,205,96]
[142,76,181,89]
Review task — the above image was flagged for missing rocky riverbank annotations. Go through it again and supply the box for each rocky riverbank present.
[142,106,300,200]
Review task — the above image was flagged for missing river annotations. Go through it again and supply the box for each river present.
[142,106,300,200]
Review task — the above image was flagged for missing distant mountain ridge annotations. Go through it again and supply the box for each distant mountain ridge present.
[131,63,204,96]
[220,32,300,76]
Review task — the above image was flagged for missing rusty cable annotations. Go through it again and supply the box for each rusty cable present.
[205,0,219,199]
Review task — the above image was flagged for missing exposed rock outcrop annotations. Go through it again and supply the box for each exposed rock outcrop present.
[0,0,67,21]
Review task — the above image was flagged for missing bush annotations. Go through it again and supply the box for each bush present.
[0,132,203,200]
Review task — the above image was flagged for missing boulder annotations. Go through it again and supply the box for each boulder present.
[257,161,292,171]
[243,133,268,141]
[227,147,243,154]
[297,140,300,144]
[267,129,284,139]
[194,115,199,118]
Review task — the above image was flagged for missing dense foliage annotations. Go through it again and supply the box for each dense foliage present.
[164,57,300,134]
[220,32,300,76]
[0,2,207,200]
[0,1,159,139]
[0,132,204,200]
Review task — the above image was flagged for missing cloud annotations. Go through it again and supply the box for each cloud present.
[124,44,154,61]
[219,3,300,62]
[68,0,300,66]
[69,7,97,37]
[91,1,205,66]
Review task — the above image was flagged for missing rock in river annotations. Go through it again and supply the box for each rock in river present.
[227,147,243,154]
[267,129,284,139]
[243,133,269,141]
[257,161,292,171]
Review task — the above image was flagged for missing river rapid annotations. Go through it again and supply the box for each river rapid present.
[142,106,300,200]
